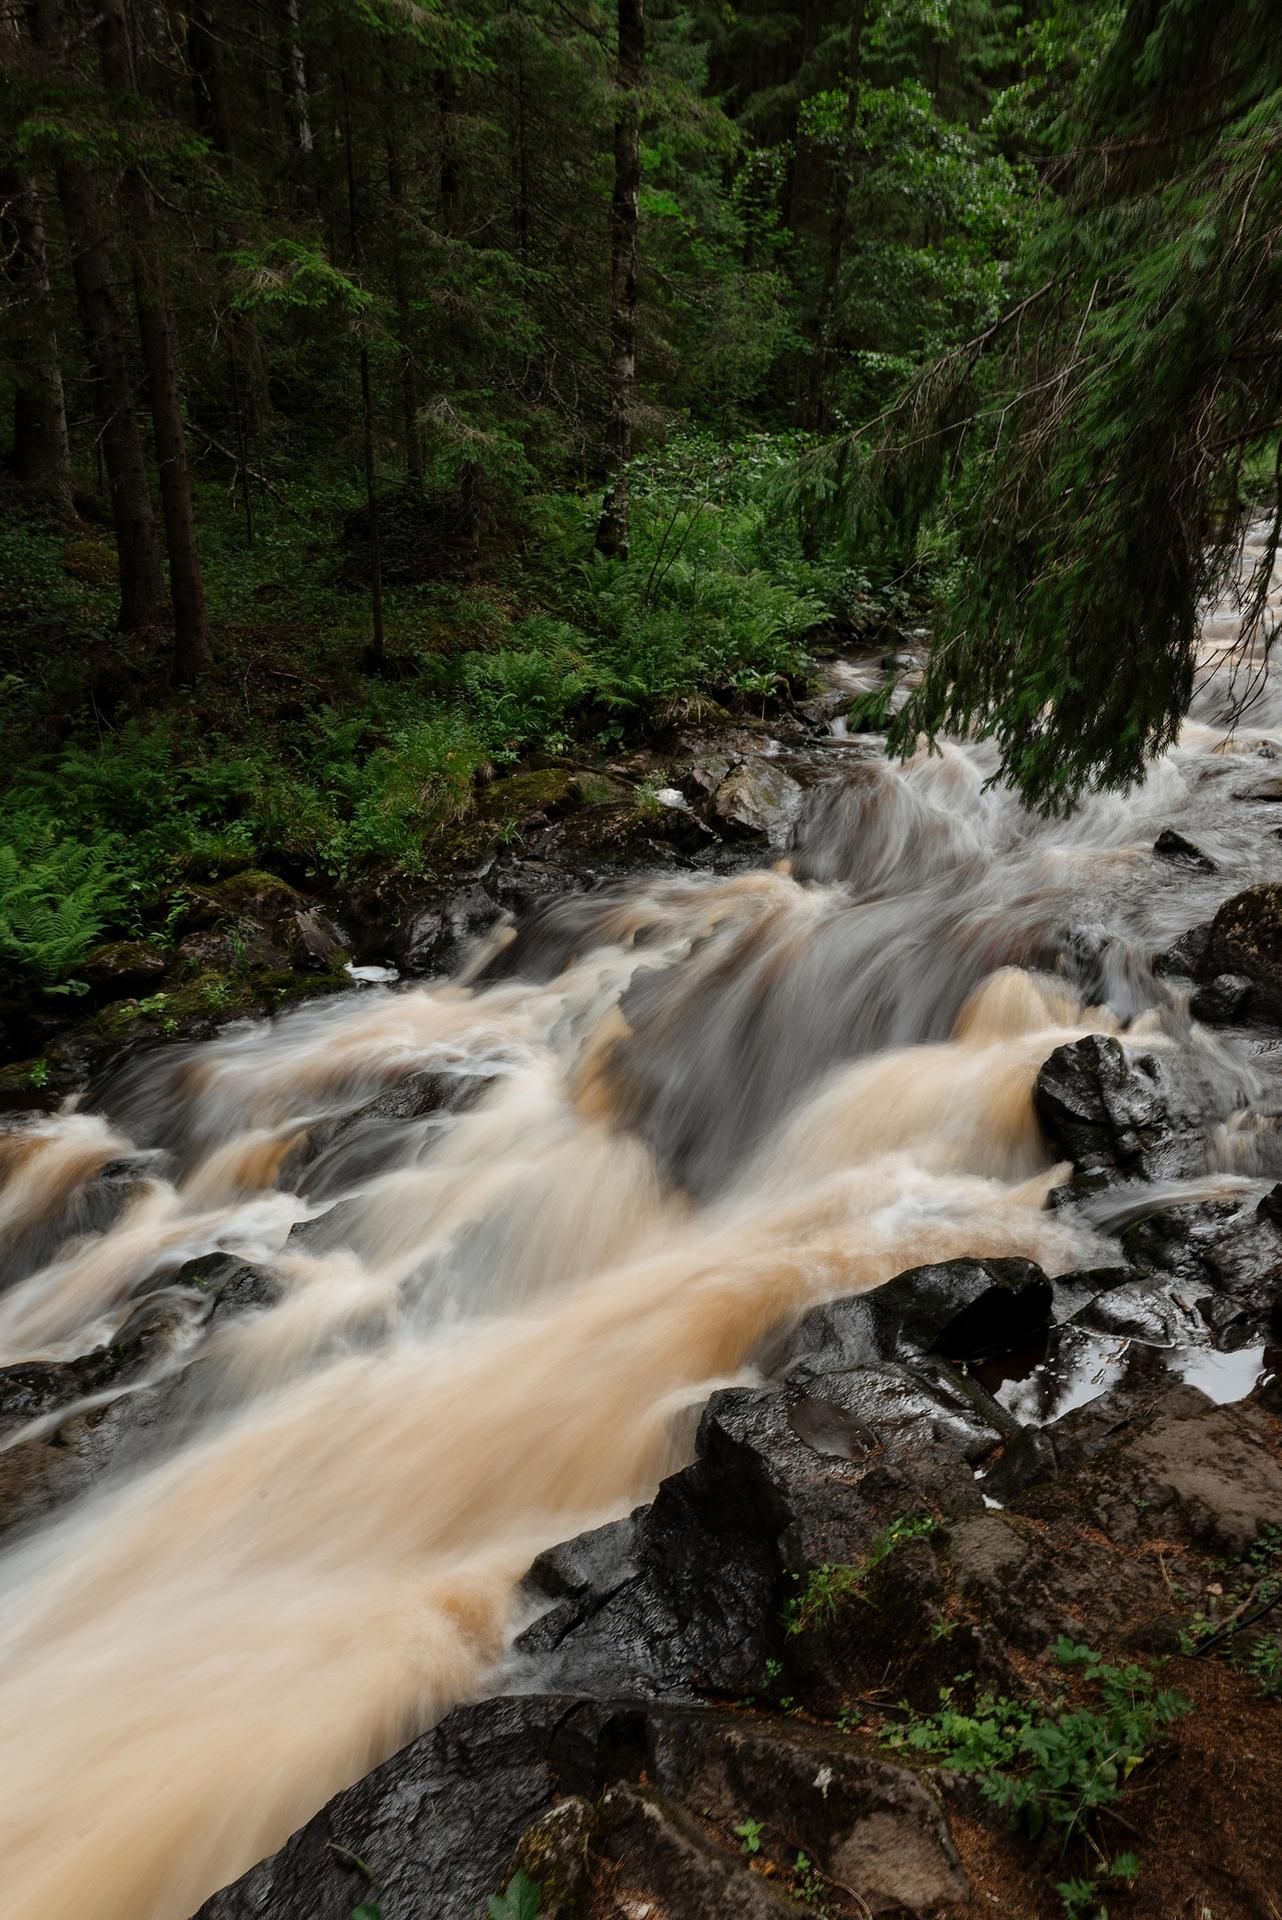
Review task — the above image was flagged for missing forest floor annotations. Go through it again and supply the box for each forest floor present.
[0,455,879,1086]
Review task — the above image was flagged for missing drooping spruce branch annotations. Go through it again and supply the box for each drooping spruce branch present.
[841,0,1282,811]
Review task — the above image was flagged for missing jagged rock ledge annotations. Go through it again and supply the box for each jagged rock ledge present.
[193,1217,1282,1920]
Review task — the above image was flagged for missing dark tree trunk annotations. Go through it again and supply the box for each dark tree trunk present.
[359,348,385,662]
[342,53,384,665]
[435,69,459,232]
[385,126,422,489]
[511,21,531,262]
[187,3,232,155]
[98,0,210,680]
[34,0,167,629]
[280,0,313,170]
[594,0,644,561]
[804,0,866,433]
[0,161,73,511]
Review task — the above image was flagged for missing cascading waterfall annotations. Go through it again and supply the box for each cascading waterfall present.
[0,534,1279,1919]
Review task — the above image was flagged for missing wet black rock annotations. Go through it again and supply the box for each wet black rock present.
[787,1256,1054,1368]
[400,883,502,977]
[1035,1033,1206,1188]
[516,1304,1004,1701]
[1153,828,1217,871]
[1197,882,1282,1018]
[194,1691,965,1920]
[1190,972,1254,1023]
[1154,921,1212,979]
[171,1254,284,1321]
[0,1291,202,1445]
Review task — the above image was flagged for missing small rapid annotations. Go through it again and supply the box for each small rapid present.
[0,533,1280,1917]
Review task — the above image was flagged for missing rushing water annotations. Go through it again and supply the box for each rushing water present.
[0,532,1281,1918]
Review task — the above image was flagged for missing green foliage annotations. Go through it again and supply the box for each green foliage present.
[486,1868,542,1920]
[734,1817,765,1855]
[1055,1852,1143,1920]
[847,0,1282,808]
[884,1640,1189,1918]
[785,1516,937,1636]
[1240,1638,1282,1702]
[793,1851,827,1907]
[0,819,124,989]
[1178,1525,1282,1696]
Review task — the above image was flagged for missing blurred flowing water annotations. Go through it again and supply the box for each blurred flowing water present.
[0,529,1280,1917]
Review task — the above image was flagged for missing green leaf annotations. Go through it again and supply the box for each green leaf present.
[487,1869,542,1920]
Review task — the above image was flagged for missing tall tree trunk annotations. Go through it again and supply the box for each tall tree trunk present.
[187,3,232,153]
[804,0,866,433]
[511,21,531,263]
[97,0,210,679]
[435,69,459,233]
[594,0,644,561]
[280,0,313,169]
[359,348,385,661]
[385,125,422,489]
[342,53,384,665]
[33,0,167,629]
[0,162,73,511]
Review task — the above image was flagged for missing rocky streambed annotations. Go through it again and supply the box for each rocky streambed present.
[184,1018,1282,1920]
[5,628,1282,1918]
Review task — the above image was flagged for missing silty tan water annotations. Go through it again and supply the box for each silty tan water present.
[0,532,1279,1918]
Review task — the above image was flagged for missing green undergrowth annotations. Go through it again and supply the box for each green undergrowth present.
[883,1639,1190,1920]
[1177,1524,1282,1698]
[0,436,884,994]
[784,1515,938,1636]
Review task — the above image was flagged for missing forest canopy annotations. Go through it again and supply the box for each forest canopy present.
[0,0,1279,995]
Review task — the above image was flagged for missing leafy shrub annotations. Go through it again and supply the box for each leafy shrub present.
[884,1640,1189,1919]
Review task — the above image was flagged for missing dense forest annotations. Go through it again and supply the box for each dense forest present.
[0,0,1277,1009]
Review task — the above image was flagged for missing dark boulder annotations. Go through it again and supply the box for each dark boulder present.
[1035,1033,1206,1188]
[1154,922,1212,979]
[785,1257,1053,1369]
[517,1318,1003,1701]
[194,1691,965,1920]
[1153,828,1217,871]
[0,1290,203,1445]
[1190,973,1254,1023]
[1197,882,1282,1018]
[711,759,804,848]
[81,940,168,996]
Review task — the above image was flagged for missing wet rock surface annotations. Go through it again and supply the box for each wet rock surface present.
[1197,881,1282,1016]
[1153,827,1218,871]
[194,1253,1282,1919]
[1035,1032,1207,1189]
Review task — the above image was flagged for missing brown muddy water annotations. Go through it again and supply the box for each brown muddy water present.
[1,532,1281,1917]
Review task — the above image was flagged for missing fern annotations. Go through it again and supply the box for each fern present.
[0,817,125,986]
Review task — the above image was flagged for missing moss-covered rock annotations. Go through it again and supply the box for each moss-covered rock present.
[81,941,168,995]
[474,767,576,823]
[184,870,304,926]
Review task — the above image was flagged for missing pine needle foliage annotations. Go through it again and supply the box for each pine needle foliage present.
[846,0,1282,809]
